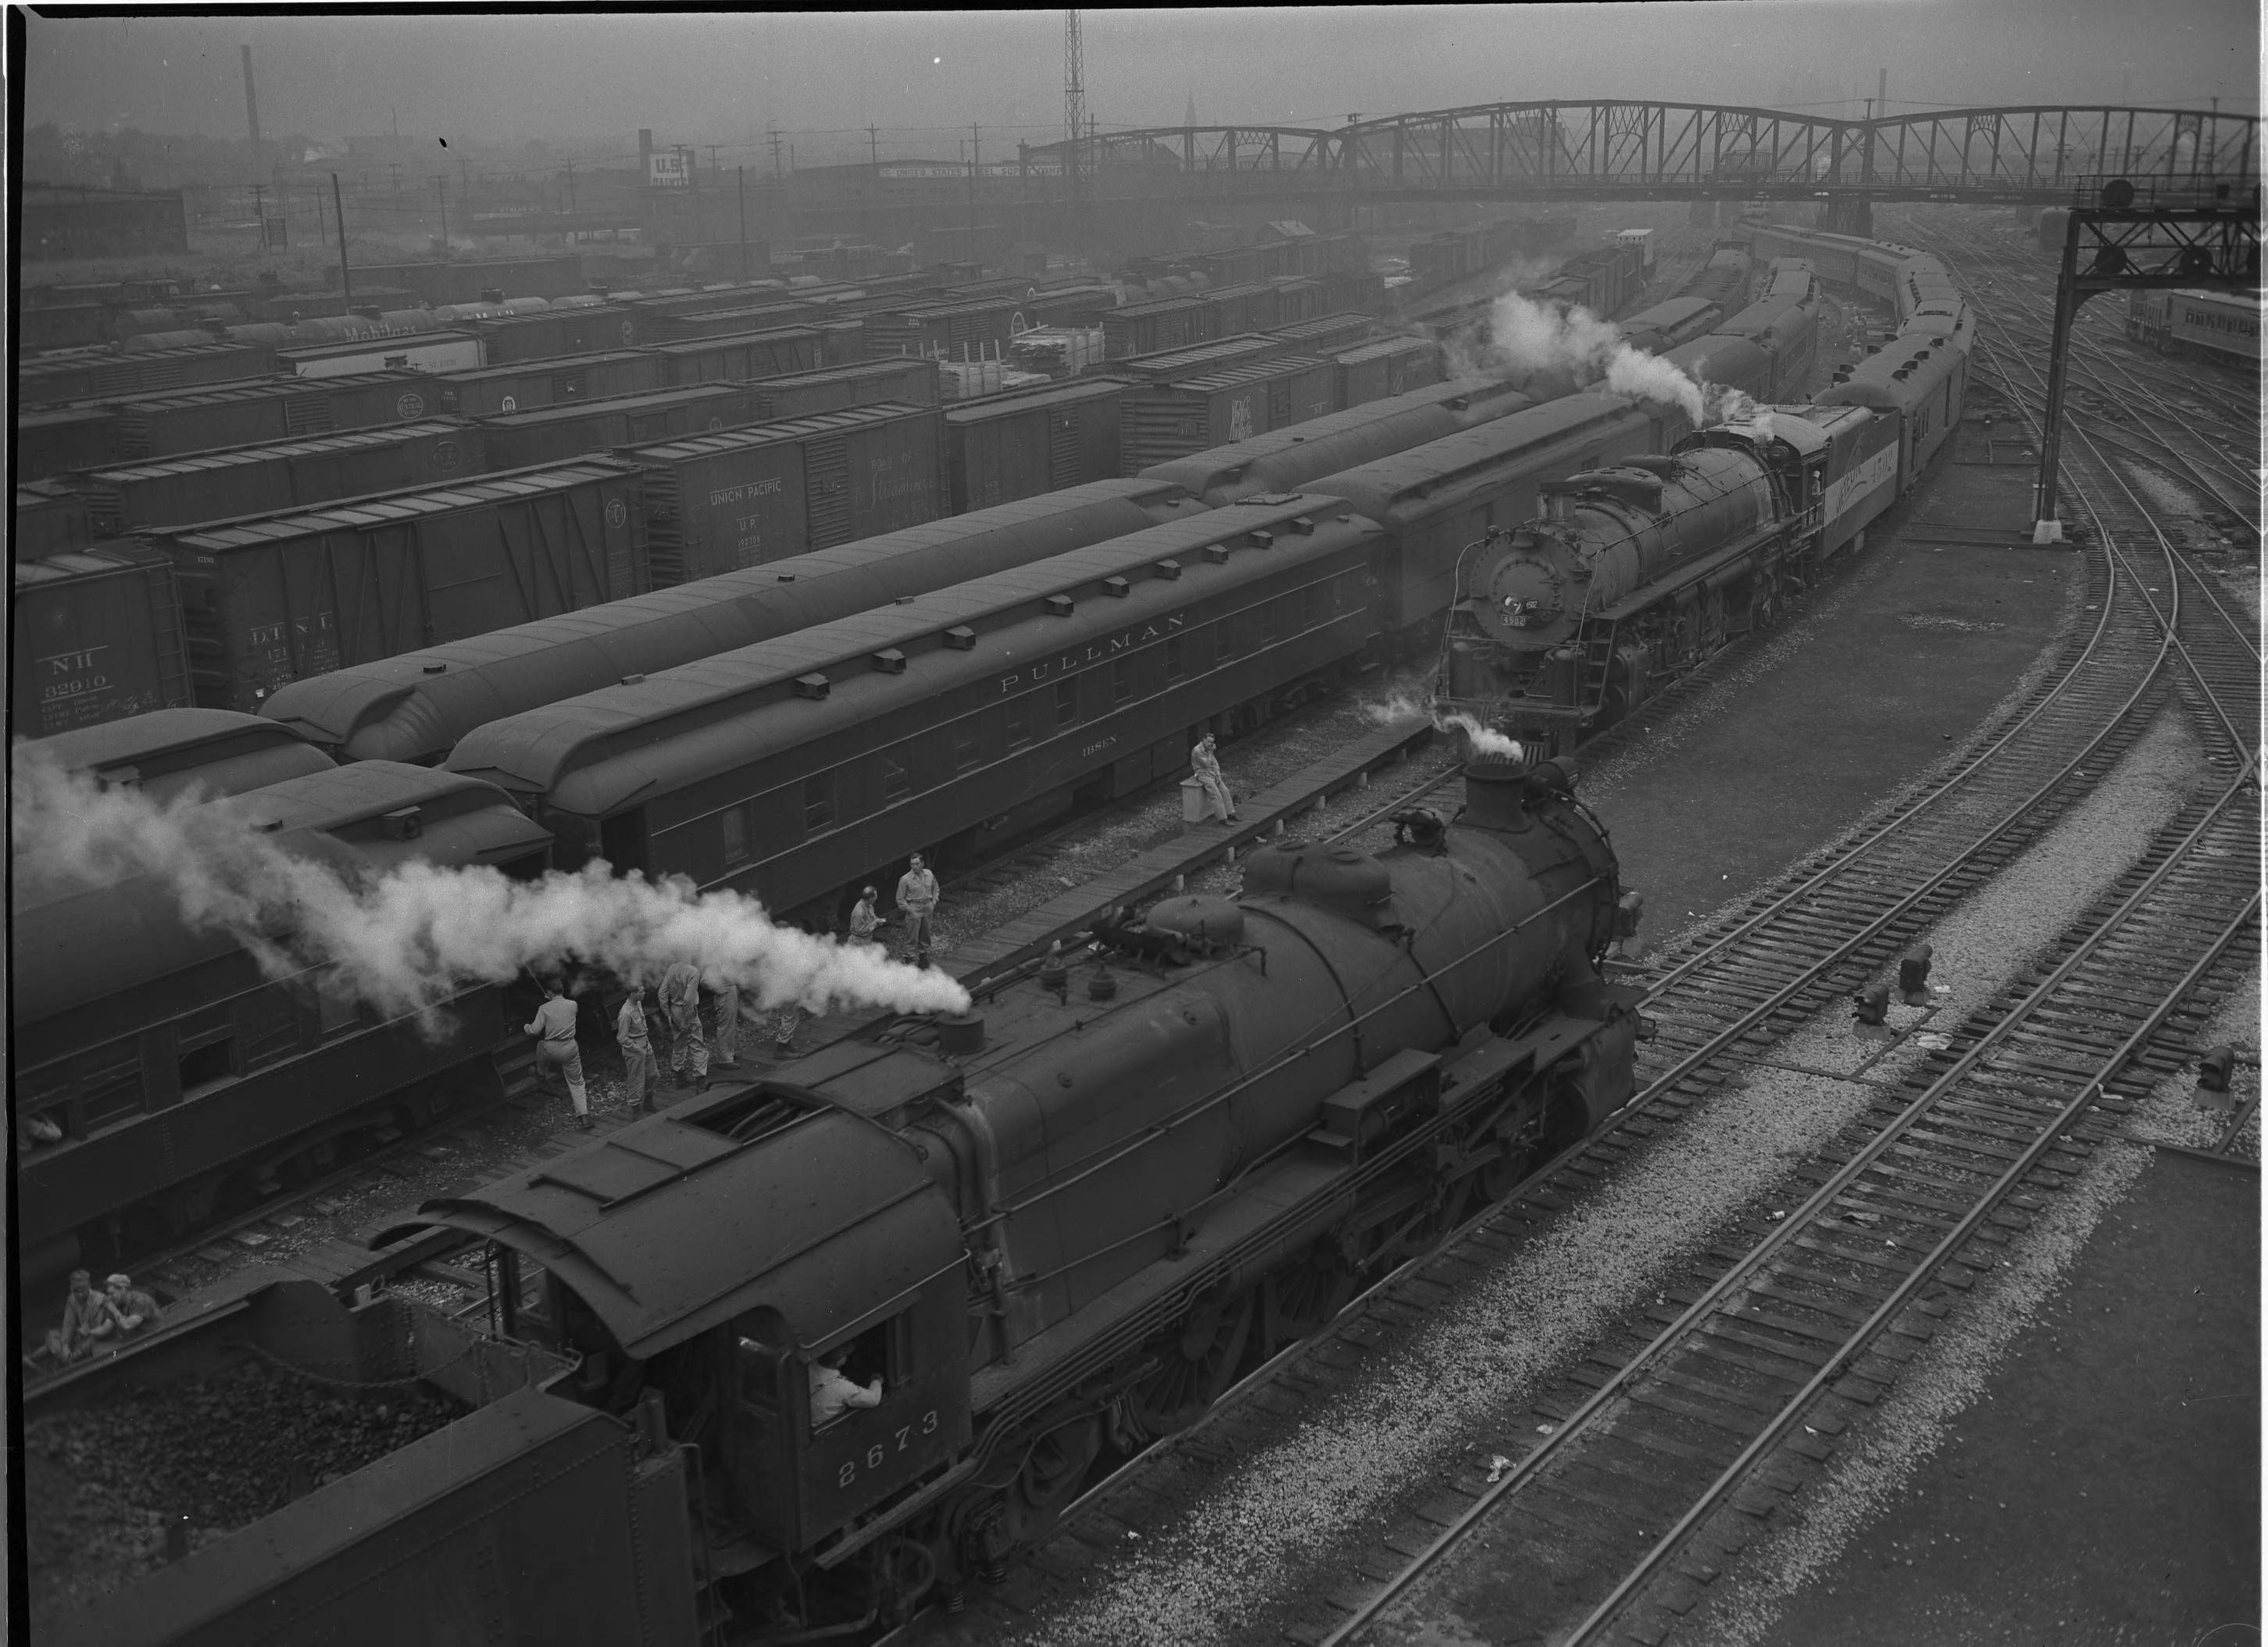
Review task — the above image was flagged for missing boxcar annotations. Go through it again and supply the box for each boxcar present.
[345,254,586,305]
[277,331,486,379]
[1332,335,1445,409]
[1109,334,1295,384]
[646,326,827,388]
[748,358,942,421]
[464,303,645,363]
[26,706,334,802]
[862,298,1020,361]
[478,384,766,470]
[1270,277,1327,326]
[628,401,944,585]
[1203,281,1283,335]
[113,372,447,458]
[1323,267,1388,316]
[16,343,277,407]
[1136,375,1538,506]
[75,420,488,536]
[1020,284,1120,330]
[159,456,648,711]
[1119,355,1336,473]
[13,543,194,735]
[15,481,95,560]
[641,302,823,343]
[16,402,125,478]
[945,378,1130,511]
[430,351,666,416]
[1104,297,1219,359]
[444,495,1378,916]
[1269,312,1380,358]
[260,477,1207,766]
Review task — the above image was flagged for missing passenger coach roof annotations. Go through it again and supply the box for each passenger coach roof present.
[23,708,333,802]
[398,1104,959,1358]
[445,494,1370,805]
[1313,388,1645,516]
[257,477,1202,763]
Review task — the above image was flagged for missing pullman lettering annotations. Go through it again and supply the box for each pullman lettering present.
[996,615,1184,694]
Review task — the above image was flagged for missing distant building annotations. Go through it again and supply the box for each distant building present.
[22,184,189,262]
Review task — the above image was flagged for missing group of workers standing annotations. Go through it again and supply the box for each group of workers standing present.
[523,855,945,1128]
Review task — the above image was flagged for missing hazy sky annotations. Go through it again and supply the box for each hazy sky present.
[21,2,2260,159]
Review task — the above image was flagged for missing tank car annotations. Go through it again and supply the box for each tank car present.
[368,753,1644,1634]
[1434,405,1901,753]
[14,762,553,1288]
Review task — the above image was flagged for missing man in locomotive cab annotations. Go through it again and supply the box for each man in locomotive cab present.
[808,1342,884,1427]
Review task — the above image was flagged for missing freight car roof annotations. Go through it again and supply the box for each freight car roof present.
[1134,354,1328,395]
[644,325,822,358]
[941,377,1131,421]
[749,359,937,391]
[158,454,642,545]
[86,420,471,482]
[1325,335,1433,366]
[477,384,752,428]
[20,341,253,377]
[274,330,480,363]
[434,350,653,383]
[23,708,333,801]
[256,477,1203,764]
[445,495,1370,809]
[396,1105,959,1357]
[620,398,930,462]
[12,541,171,587]
[108,370,423,411]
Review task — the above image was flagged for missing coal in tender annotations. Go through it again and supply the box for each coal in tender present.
[27,1356,470,1627]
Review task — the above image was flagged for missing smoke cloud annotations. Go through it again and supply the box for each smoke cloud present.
[11,745,970,1027]
[1363,691,1525,762]
[1476,288,1709,423]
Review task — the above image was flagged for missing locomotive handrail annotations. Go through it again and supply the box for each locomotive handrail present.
[966,870,1607,1232]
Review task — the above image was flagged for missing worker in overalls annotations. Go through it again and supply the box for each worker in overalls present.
[1191,731,1239,823]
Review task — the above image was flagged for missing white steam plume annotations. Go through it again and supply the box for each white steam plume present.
[1474,288,1707,423]
[11,744,970,1027]
[1362,691,1525,762]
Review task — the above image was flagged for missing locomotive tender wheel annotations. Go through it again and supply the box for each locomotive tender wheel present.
[1113,1288,1256,1445]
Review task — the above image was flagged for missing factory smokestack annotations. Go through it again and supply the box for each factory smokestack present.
[241,44,263,151]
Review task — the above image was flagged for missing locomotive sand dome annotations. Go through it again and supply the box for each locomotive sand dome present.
[378,753,1644,1631]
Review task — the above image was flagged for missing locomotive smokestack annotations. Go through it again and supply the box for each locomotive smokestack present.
[1462,756,1532,832]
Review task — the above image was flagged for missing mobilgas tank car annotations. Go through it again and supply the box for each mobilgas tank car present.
[394,757,1645,1634]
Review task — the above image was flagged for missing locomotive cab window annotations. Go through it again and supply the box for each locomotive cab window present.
[177,1037,237,1096]
[808,1310,915,1431]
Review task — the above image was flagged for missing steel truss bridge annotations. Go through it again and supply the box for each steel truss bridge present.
[1012,102,2260,206]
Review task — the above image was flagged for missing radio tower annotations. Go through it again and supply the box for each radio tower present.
[1064,9,1084,203]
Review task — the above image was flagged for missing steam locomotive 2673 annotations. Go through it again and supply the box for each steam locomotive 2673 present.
[377,752,1643,1634]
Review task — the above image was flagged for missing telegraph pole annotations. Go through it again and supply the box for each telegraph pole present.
[434,175,449,246]
[738,164,750,280]
[869,124,880,168]
[967,124,980,270]
[334,173,353,306]
[565,160,577,227]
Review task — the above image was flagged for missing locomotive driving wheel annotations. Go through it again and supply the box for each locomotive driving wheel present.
[1113,1288,1256,1445]
[1259,1240,1359,1356]
[1012,1414,1103,1528]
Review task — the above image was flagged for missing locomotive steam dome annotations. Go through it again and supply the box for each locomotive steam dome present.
[1466,528,1577,647]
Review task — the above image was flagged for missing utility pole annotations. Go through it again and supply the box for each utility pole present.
[968,123,980,269]
[388,161,402,197]
[706,143,721,182]
[249,181,268,249]
[1064,9,1084,205]
[738,165,750,280]
[564,161,577,230]
[769,127,784,178]
[869,124,880,168]
[334,173,353,306]
[434,175,449,247]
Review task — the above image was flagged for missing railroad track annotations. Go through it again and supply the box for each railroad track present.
[916,238,2259,1645]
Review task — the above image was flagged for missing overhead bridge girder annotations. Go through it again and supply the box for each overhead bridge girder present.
[1014,103,2261,207]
